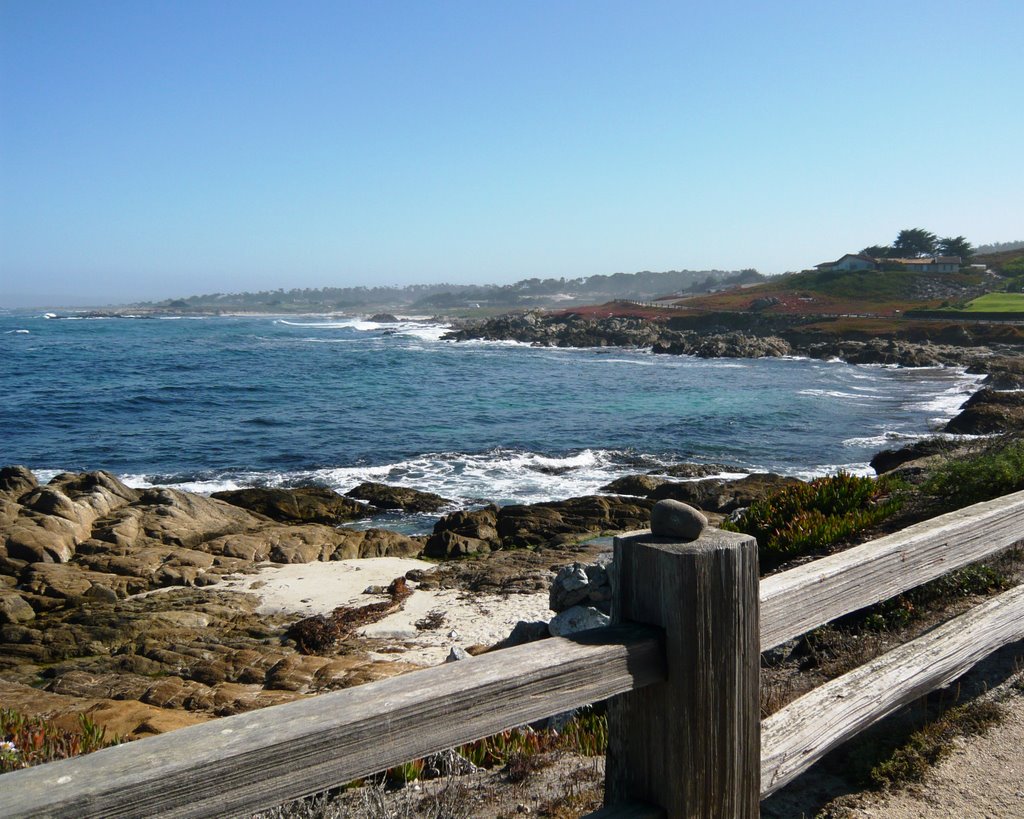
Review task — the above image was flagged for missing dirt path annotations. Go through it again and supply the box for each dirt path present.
[841,691,1024,819]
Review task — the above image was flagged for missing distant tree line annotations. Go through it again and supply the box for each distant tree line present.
[141,268,764,312]
[974,240,1024,255]
[862,228,973,260]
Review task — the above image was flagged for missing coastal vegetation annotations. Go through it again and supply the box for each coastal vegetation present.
[721,472,901,564]
[0,709,120,773]
[137,267,763,314]
[922,434,1024,508]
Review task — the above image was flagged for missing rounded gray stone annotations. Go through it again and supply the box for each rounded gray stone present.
[650,499,707,540]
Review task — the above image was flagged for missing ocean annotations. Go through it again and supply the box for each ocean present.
[1,312,981,531]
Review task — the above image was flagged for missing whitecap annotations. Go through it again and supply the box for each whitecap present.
[910,384,978,415]
[391,323,450,342]
[799,389,870,400]
[842,432,930,448]
[788,462,874,480]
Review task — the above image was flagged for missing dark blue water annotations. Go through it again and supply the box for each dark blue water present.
[0,313,979,509]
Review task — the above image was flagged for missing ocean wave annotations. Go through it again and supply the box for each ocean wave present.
[275,318,379,330]
[789,462,874,480]
[799,389,871,400]
[390,323,450,342]
[910,383,979,415]
[842,431,930,448]
[590,357,656,367]
[115,449,743,509]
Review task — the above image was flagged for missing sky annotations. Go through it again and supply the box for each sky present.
[1,1,1022,307]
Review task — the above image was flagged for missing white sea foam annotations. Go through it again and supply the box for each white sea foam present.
[789,462,874,480]
[391,323,450,341]
[275,318,376,330]
[841,431,931,448]
[910,383,980,416]
[119,473,254,494]
[591,357,656,367]
[799,389,871,400]
[118,449,739,510]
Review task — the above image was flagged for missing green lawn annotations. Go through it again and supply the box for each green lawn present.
[960,292,1024,312]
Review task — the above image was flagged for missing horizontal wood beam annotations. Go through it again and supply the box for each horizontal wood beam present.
[760,583,1024,797]
[760,490,1024,650]
[5,624,664,819]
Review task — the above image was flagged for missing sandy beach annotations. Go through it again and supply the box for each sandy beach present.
[210,558,554,666]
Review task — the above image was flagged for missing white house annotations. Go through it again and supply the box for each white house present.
[814,253,879,272]
[889,256,962,274]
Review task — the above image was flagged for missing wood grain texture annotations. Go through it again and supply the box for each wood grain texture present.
[760,489,1024,650]
[605,528,760,817]
[760,583,1024,797]
[4,625,664,819]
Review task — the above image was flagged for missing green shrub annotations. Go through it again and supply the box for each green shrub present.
[722,472,900,561]
[860,562,1009,632]
[922,436,1024,508]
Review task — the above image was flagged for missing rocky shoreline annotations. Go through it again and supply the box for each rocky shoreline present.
[0,450,934,746]
[442,310,1024,382]
[0,464,786,741]
[3,310,1023,764]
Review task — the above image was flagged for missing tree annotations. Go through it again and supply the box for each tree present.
[892,228,938,257]
[937,235,974,259]
[861,244,893,258]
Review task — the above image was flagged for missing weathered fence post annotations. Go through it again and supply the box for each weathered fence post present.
[604,507,760,816]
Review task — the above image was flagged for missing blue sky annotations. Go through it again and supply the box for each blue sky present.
[1,1,1022,307]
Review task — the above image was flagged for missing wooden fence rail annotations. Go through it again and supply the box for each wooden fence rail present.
[5,490,1024,817]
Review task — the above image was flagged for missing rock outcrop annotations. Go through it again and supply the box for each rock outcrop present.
[444,311,1011,370]
[647,473,802,514]
[945,389,1024,435]
[345,482,453,513]
[424,495,654,558]
[211,486,371,524]
[0,468,431,738]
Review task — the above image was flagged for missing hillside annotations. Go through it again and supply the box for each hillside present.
[136,268,764,314]
[679,266,998,317]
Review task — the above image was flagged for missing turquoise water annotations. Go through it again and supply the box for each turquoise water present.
[1,313,979,518]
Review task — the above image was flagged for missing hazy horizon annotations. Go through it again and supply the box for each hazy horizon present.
[3,2,1022,308]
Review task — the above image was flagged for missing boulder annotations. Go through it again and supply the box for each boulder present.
[496,495,654,549]
[599,475,666,496]
[656,463,732,479]
[121,487,264,548]
[648,473,802,513]
[549,559,612,614]
[211,486,370,525]
[650,500,707,540]
[945,389,1024,434]
[694,333,792,359]
[0,590,36,624]
[548,605,610,637]
[424,531,491,558]
[0,465,38,500]
[870,438,963,475]
[424,505,500,557]
[345,482,452,513]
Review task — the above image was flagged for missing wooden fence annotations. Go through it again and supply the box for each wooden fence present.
[6,490,1024,817]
